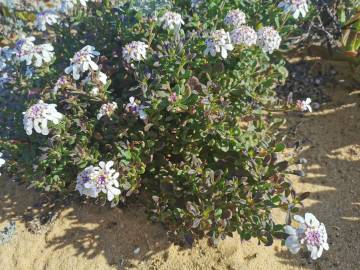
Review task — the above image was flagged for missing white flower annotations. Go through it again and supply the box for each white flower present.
[0,59,5,71]
[278,0,309,19]
[15,37,54,67]
[76,161,121,202]
[2,47,15,61]
[230,26,257,46]
[0,72,10,88]
[122,41,148,63]
[91,87,99,96]
[97,71,107,85]
[126,96,138,113]
[34,10,59,31]
[159,11,185,31]
[97,102,118,120]
[285,213,329,260]
[59,0,77,13]
[0,153,5,166]
[15,36,35,55]
[25,66,34,78]
[0,152,5,176]
[34,44,55,67]
[23,100,63,136]
[78,0,100,7]
[138,106,148,120]
[204,29,234,59]
[79,0,88,6]
[297,98,312,112]
[59,0,100,12]
[52,76,68,94]
[224,9,246,28]
[65,45,100,80]
[75,165,99,198]
[0,47,14,71]
[126,96,148,120]
[257,27,282,54]
[79,0,94,6]
[15,36,35,64]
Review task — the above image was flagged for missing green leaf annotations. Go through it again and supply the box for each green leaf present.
[274,143,285,152]
[103,79,112,91]
[259,232,273,246]
[240,231,251,241]
[214,208,222,218]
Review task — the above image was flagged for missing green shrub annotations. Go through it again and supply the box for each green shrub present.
[0,0,311,246]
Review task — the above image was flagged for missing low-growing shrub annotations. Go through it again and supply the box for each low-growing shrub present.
[0,0,329,259]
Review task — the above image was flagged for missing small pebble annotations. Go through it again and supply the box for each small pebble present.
[312,102,320,110]
[133,247,141,255]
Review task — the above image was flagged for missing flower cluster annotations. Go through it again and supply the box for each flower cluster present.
[285,213,329,260]
[125,97,148,120]
[97,102,118,120]
[34,10,59,31]
[76,161,121,201]
[224,9,246,28]
[49,45,108,99]
[278,0,309,19]
[159,11,185,31]
[15,36,54,67]
[205,13,281,58]
[23,100,63,135]
[230,26,257,46]
[168,92,178,103]
[65,45,100,80]
[204,29,234,59]
[256,27,282,54]
[122,41,148,63]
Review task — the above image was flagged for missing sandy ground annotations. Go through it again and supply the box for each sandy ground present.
[0,74,359,270]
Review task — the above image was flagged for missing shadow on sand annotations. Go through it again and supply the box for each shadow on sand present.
[0,179,171,269]
[274,81,360,269]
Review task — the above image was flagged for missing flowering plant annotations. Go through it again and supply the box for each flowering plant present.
[0,0,328,260]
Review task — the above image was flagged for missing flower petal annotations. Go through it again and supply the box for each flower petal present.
[284,225,297,235]
[305,213,320,228]
[285,235,301,254]
[294,215,305,224]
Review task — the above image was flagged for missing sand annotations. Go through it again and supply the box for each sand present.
[0,75,359,270]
